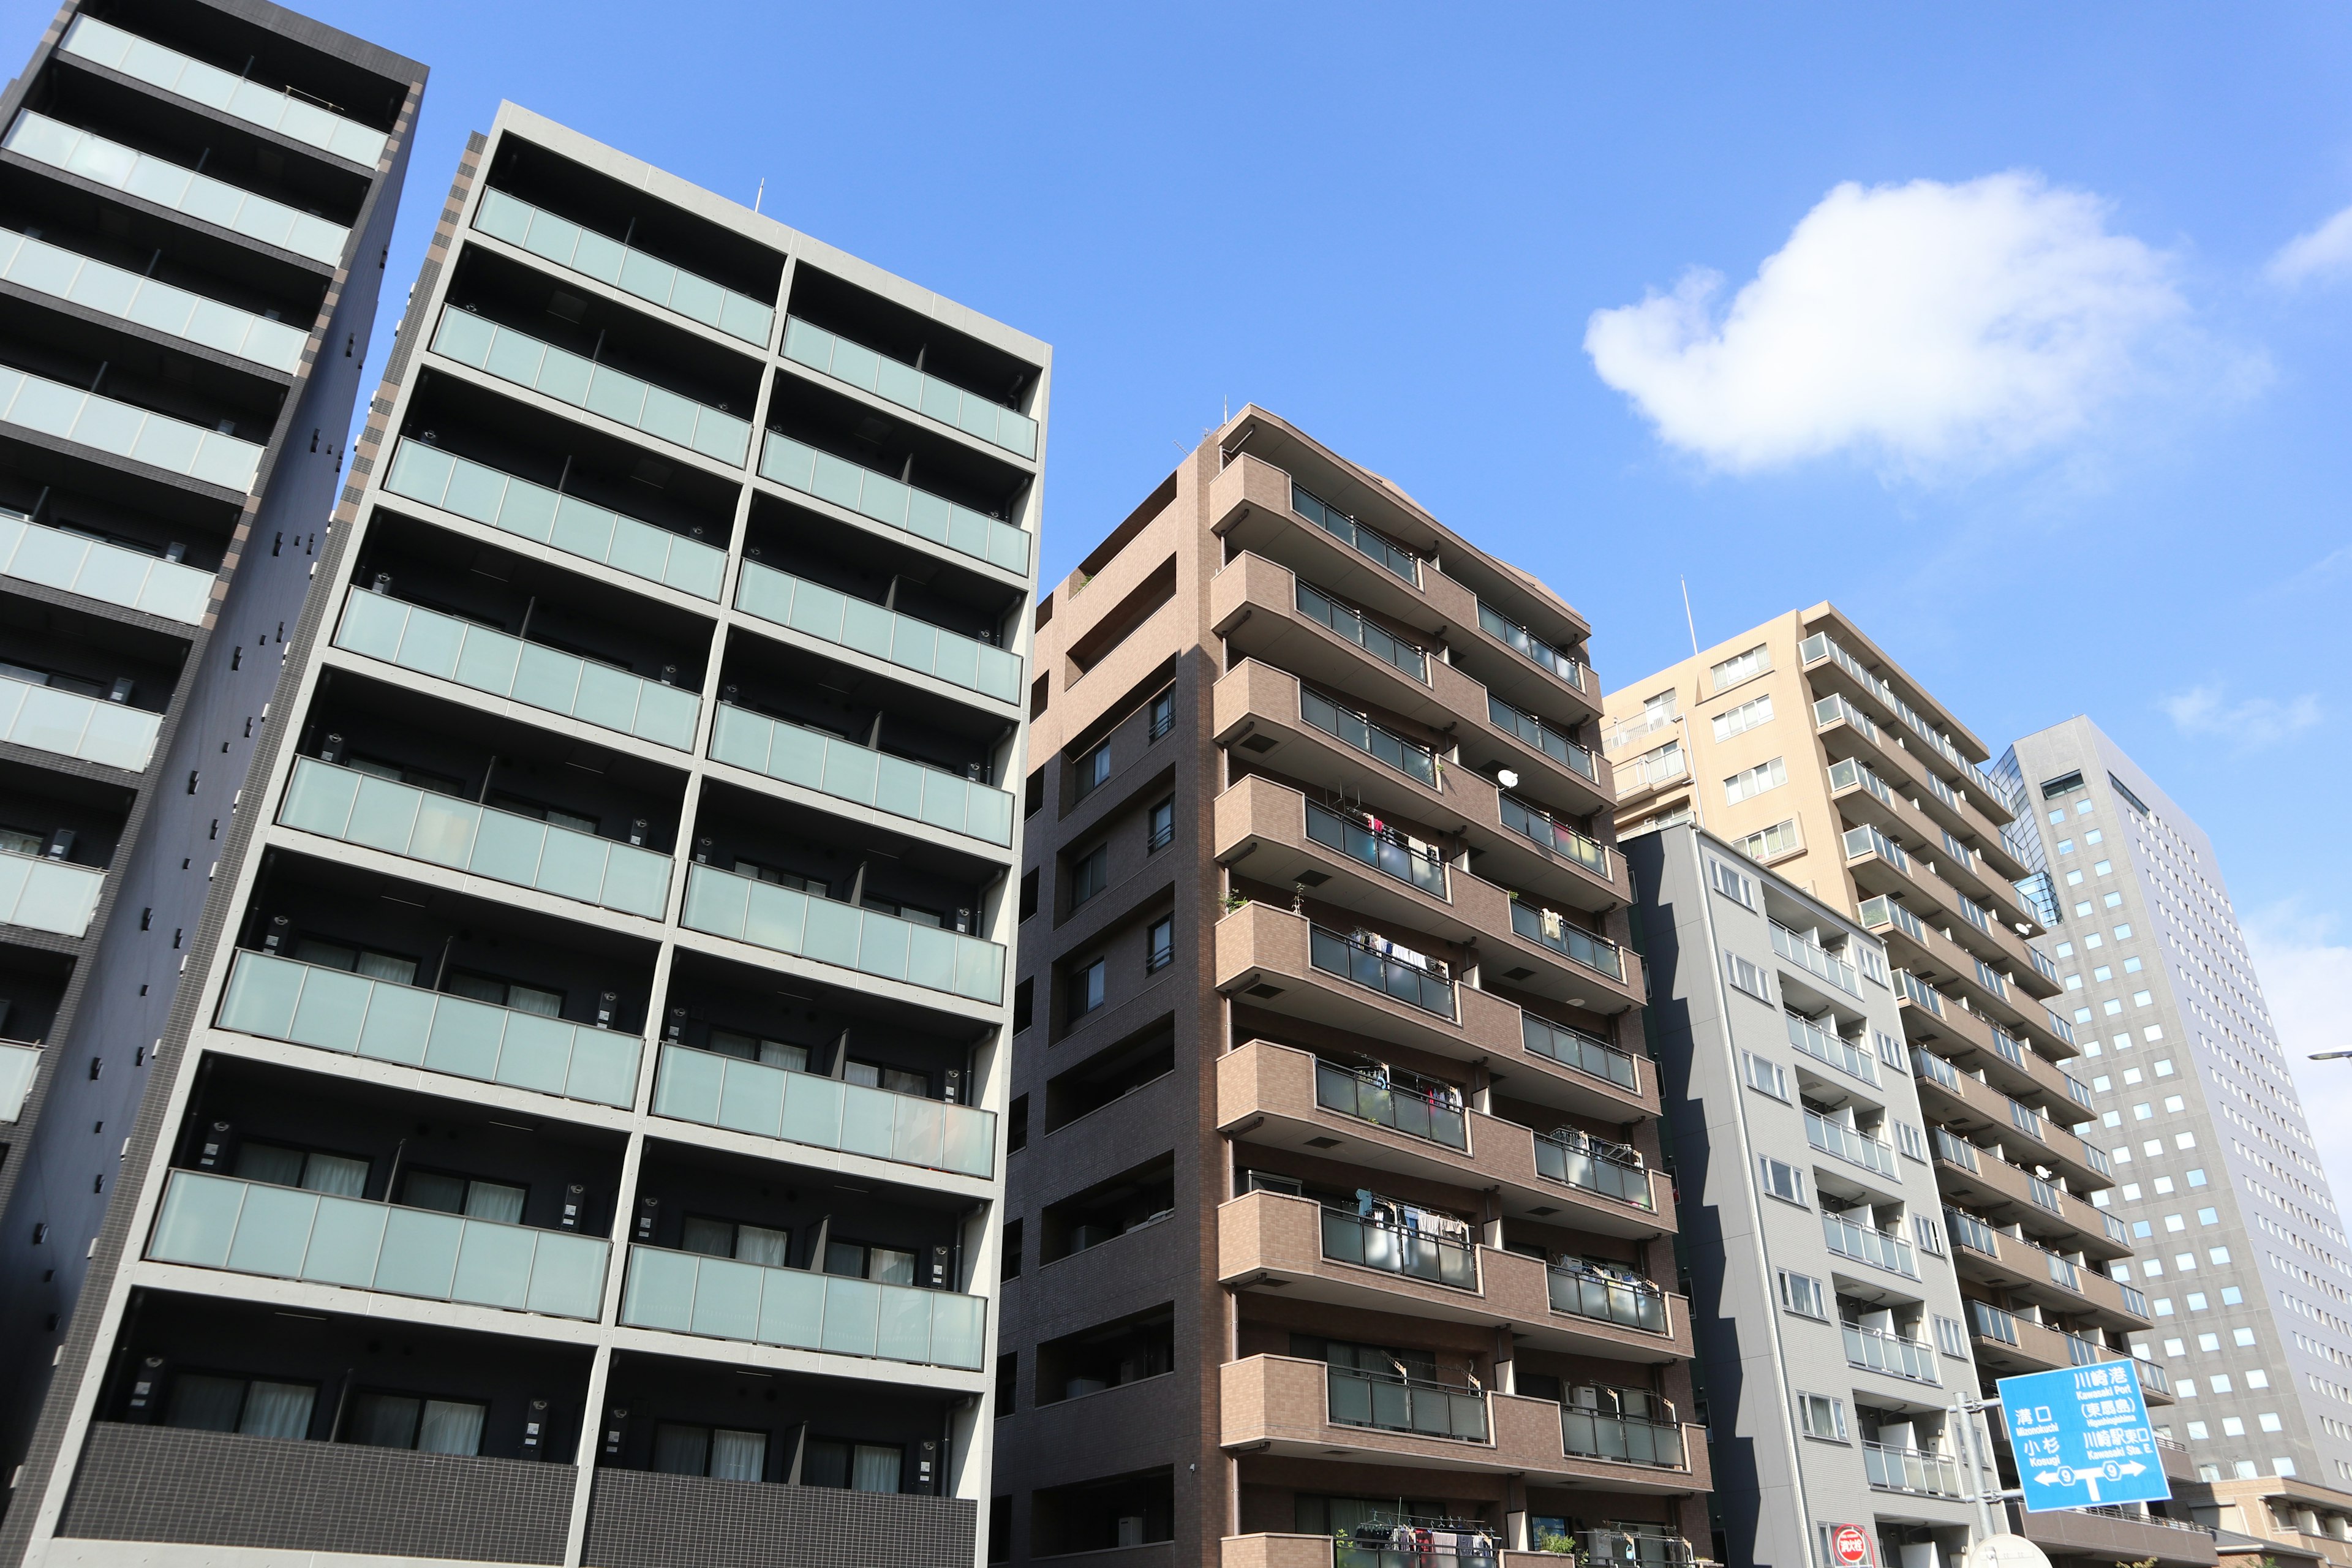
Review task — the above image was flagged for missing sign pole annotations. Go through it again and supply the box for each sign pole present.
[1958,1393,1999,1542]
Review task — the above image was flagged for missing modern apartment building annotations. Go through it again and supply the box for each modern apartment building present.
[2002,717,2352,1561]
[1628,821,1991,1568]
[1605,611,2207,1568]
[995,408,1709,1567]
[0,0,421,1514]
[0,103,1045,1568]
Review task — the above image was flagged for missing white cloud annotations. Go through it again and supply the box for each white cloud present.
[2267,203,2352,286]
[2249,906,2352,1215]
[1584,173,2183,473]
[2160,682,2321,749]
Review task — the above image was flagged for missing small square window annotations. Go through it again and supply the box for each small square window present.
[2235,1327,2257,1346]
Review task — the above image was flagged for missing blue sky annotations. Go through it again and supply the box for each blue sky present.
[15,4,2352,1108]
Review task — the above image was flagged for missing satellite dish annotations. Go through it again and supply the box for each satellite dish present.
[1497,769,1520,789]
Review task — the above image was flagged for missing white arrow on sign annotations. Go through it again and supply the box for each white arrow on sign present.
[2118,1461,2146,1476]
[2034,1471,2101,1501]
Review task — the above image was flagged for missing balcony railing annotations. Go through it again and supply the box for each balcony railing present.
[711,703,1014,847]
[652,1043,993,1178]
[0,361,260,492]
[2045,1249,2081,1293]
[1497,794,1610,878]
[1532,1132,1653,1210]
[1318,1206,1477,1291]
[382,440,725,600]
[1988,1027,2029,1070]
[1307,925,1456,1019]
[1813,691,1880,742]
[3,111,346,263]
[1561,1403,1684,1468]
[1969,1299,2019,1346]
[1304,801,1447,896]
[2046,1009,2078,1047]
[1932,1128,1981,1173]
[1974,958,2008,998]
[0,506,215,624]
[1615,744,1686,796]
[620,1243,984,1370]
[1864,1442,1967,1499]
[1805,1112,1898,1180]
[148,1170,607,1318]
[2122,1282,2150,1316]
[1857,894,1924,946]
[2007,1096,2046,1144]
[1550,1264,1669,1334]
[1,227,307,372]
[0,669,160,772]
[1291,483,1420,584]
[1477,601,1586,690]
[0,1038,36,1121]
[1828,755,1894,806]
[1785,1011,1878,1085]
[1487,696,1597,782]
[1580,1530,1695,1567]
[2061,1071,2095,1110]
[1603,706,1677,752]
[1844,1322,1940,1385]
[1944,1206,2000,1258]
[1892,969,1945,1017]
[1770,922,1860,996]
[735,560,1022,706]
[2030,945,2059,982]
[334,588,701,749]
[1313,1059,1466,1149]
[217,949,641,1106]
[1509,901,1626,981]
[1823,1211,1917,1278]
[278,756,672,919]
[1521,1012,1638,1092]
[61,16,390,165]
[1842,823,1910,872]
[0,843,105,938]
[782,317,1035,457]
[432,307,751,466]
[1298,685,1438,786]
[680,863,1003,1005]
[1912,1047,1959,1093]
[2027,1175,2064,1215]
[1327,1365,1488,1442]
[475,187,772,345]
[2136,1358,2172,1395]
[1296,580,1427,680]
[759,431,1030,575]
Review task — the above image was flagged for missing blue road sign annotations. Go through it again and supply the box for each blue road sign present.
[1999,1362,2171,1512]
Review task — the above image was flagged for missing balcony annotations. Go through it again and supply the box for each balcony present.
[616,1244,984,1371]
[0,1037,37,1120]
[780,317,1035,459]
[1804,1112,1899,1184]
[2011,1505,2216,1568]
[1507,900,1627,986]
[1,227,306,374]
[1476,600,1588,694]
[1292,481,1422,584]
[1842,1322,1940,1386]
[758,431,1030,576]
[3,112,347,264]
[1770,922,1861,998]
[1327,1363,1490,1443]
[1614,744,1687,801]
[734,559,1020,709]
[332,587,701,750]
[381,440,725,600]
[0,360,260,492]
[0,504,214,624]
[1931,1133,2125,1260]
[1822,1210,1916,1278]
[1863,1442,1967,1500]
[146,1170,608,1319]
[431,307,750,467]
[709,703,1012,849]
[1784,1011,1879,1087]
[649,1042,993,1178]
[59,15,391,166]
[473,187,772,345]
[1906,1047,2107,1194]
[1314,1057,1468,1148]
[0,842,105,937]
[679,862,1003,1005]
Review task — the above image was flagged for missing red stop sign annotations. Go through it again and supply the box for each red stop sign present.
[1832,1525,1872,1566]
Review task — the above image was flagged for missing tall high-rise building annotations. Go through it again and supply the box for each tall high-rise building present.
[2004,717,2352,1557]
[0,103,1044,1568]
[1605,611,2205,1568]
[0,0,423,1525]
[995,409,1708,1566]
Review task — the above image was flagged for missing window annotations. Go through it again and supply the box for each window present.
[802,1438,904,1494]
[1758,1156,1806,1206]
[681,1217,791,1267]
[1893,1121,1928,1162]
[1724,757,1787,804]
[1856,943,1888,985]
[1934,1316,1967,1358]
[1073,742,1111,801]
[292,937,417,984]
[1726,952,1773,1002]
[1019,870,1039,921]
[1743,1053,1789,1101]
[846,1060,931,1097]
[1797,1392,1847,1442]
[1001,1220,1023,1281]
[1148,689,1174,741]
[1147,917,1174,973]
[1012,978,1034,1033]
[1067,959,1106,1020]
[2235,1327,2257,1347]
[825,1240,918,1286]
[1709,859,1756,907]
[1777,1270,1826,1319]
[1709,644,1768,691]
[1071,845,1109,908]
[1912,1214,1945,1255]
[347,1392,486,1455]
[655,1423,767,1481]
[1712,694,1773,740]
[447,971,563,1017]
[402,1170,526,1224]
[996,1355,1017,1417]
[233,1141,368,1197]
[166,1373,315,1439]
[707,1029,810,1072]
[1147,797,1175,852]
[1736,820,1802,862]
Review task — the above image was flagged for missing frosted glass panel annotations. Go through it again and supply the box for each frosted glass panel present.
[618,1245,982,1369]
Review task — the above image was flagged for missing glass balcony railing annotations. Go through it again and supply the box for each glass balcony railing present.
[1771,921,1861,995]
[1477,601,1586,690]
[1911,1047,1960,1093]
[680,862,1003,1005]
[1313,1059,1466,1148]
[0,669,161,772]
[60,17,390,165]
[278,756,672,919]
[0,506,214,623]
[1319,1206,1477,1290]
[1865,1442,1966,1498]
[1989,1027,2029,1070]
[782,318,1035,458]
[1844,1323,1940,1385]
[1580,1530,1696,1567]
[1488,696,1598,783]
[1822,1211,1917,1278]
[1498,794,1610,878]
[1616,744,1686,796]
[217,949,642,1107]
[1522,1013,1638,1092]
[148,1169,607,1318]
[2030,944,2060,982]
[710,703,1013,847]
[1785,1011,1878,1085]
[1328,1365,1488,1442]
[473,188,772,345]
[734,560,1022,706]
[0,227,307,372]
[652,1043,993,1178]
[0,845,104,937]
[620,1243,984,1370]
[1533,1133,1654,1210]
[382,441,725,600]
[1304,801,1447,896]
[2007,1096,2047,1144]
[2122,1282,2150,1316]
[2028,1175,2066,1215]
[759,431,1030,576]
[1510,900,1626,981]
[1805,1112,1898,1180]
[1842,823,1910,872]
[1828,755,1894,806]
[1968,1300,2019,1346]
[2136,1358,2172,1395]
[1858,894,1926,944]
[0,361,260,492]
[1943,1206,2000,1258]
[0,1038,36,1121]
[1549,1264,1669,1333]
[1290,483,1420,584]
[3,111,347,263]
[332,588,701,750]
[431,307,752,466]
[1892,969,1945,1017]
[1602,706,1678,752]
[1932,1128,1981,1173]
[1307,925,1456,1019]
[1561,1404,1684,1468]
[2046,1009,2078,1047]
[1298,686,1438,787]
[2044,1249,2082,1294]
[1295,580,1427,680]
[1813,691,1881,742]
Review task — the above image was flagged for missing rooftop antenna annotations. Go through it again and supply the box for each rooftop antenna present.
[753,178,765,214]
[1679,576,1699,658]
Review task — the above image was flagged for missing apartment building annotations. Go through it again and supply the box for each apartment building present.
[0,104,1045,1568]
[0,0,421,1513]
[1605,610,2209,1568]
[995,407,1708,1568]
[2002,717,2352,1563]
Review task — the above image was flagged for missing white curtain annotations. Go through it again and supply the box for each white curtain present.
[165,1373,247,1432]
[682,1217,736,1257]
[348,1393,420,1449]
[710,1428,766,1482]
[239,1381,314,1439]
[850,1443,902,1494]
[736,1226,790,1268]
[233,1143,306,1188]
[653,1423,709,1475]
[302,1153,369,1197]
[464,1182,526,1224]
[870,1248,916,1287]
[417,1399,484,1455]
[356,950,417,984]
[508,985,562,1018]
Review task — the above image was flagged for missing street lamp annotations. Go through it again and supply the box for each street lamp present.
[2310,1050,2352,1061]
